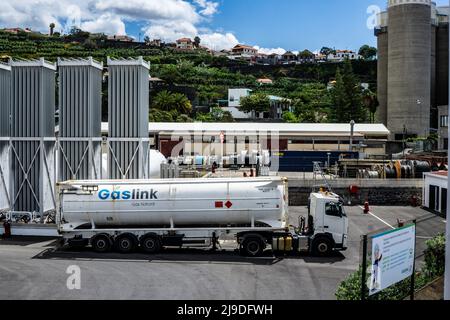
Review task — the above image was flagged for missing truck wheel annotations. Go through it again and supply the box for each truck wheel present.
[140,235,162,254]
[91,235,112,253]
[241,236,265,257]
[312,237,333,257]
[114,234,136,254]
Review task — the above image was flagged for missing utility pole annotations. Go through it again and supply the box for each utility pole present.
[445,0,450,299]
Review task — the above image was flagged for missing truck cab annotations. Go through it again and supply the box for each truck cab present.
[307,191,349,255]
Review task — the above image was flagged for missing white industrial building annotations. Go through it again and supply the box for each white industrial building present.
[423,171,448,215]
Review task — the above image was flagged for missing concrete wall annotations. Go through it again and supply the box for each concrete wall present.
[436,24,449,107]
[287,178,423,206]
[377,31,388,126]
[387,3,432,138]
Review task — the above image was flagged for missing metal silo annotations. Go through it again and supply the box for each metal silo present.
[57,57,103,181]
[375,11,388,126]
[436,21,449,107]
[0,62,11,211]
[107,57,150,179]
[9,58,56,217]
[387,0,432,139]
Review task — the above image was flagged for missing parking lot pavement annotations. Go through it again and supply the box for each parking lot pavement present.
[0,206,444,300]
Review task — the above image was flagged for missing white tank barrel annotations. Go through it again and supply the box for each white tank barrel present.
[58,177,288,229]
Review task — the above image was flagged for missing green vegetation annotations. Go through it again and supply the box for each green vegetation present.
[330,60,369,123]
[0,29,378,123]
[240,93,271,115]
[359,45,377,61]
[336,234,446,300]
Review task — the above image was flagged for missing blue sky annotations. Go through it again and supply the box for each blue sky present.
[1,0,449,53]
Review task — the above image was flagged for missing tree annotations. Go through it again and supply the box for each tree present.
[331,60,368,123]
[320,47,335,56]
[362,89,379,123]
[49,23,55,36]
[195,106,234,122]
[358,45,377,60]
[152,90,192,114]
[158,64,181,85]
[282,111,298,123]
[239,93,271,117]
[144,36,150,44]
[194,36,201,48]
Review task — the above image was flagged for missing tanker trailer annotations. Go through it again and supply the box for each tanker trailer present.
[57,177,348,256]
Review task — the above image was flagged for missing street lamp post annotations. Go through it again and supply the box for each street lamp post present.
[349,120,355,151]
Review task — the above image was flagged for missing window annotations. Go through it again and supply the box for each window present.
[325,202,346,217]
[440,115,448,128]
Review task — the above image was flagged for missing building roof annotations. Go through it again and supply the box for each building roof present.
[232,44,257,51]
[177,38,192,42]
[257,78,273,84]
[425,171,448,178]
[99,122,390,137]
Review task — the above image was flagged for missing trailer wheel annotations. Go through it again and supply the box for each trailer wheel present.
[114,234,136,254]
[241,236,265,257]
[91,234,112,253]
[311,236,333,257]
[140,234,162,254]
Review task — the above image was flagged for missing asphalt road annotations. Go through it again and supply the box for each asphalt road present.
[0,206,445,300]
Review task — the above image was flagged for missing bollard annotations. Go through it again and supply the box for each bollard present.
[2,220,11,239]
[364,201,370,214]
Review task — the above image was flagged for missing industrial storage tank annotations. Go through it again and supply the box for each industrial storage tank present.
[375,12,388,126]
[107,57,150,180]
[436,11,449,107]
[57,57,103,181]
[387,0,432,139]
[57,178,288,229]
[9,59,56,214]
[0,62,11,211]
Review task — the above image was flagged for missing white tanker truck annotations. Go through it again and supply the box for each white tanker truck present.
[57,177,348,257]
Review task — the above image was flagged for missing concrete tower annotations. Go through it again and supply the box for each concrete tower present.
[387,0,432,139]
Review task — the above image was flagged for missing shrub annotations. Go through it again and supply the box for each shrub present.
[335,233,446,300]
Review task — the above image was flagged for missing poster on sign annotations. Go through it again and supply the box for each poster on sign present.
[369,224,416,296]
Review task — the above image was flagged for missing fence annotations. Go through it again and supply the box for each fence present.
[359,212,446,300]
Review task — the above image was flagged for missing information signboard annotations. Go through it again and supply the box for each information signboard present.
[369,224,416,296]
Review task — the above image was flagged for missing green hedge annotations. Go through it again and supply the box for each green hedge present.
[336,234,446,300]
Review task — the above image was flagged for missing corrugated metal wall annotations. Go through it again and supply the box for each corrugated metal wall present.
[0,63,11,211]
[107,57,150,179]
[10,58,56,214]
[58,57,103,181]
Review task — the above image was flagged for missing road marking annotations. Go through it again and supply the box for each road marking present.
[358,206,395,230]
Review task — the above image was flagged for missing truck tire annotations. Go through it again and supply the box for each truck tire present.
[140,234,162,254]
[91,234,112,253]
[241,236,265,257]
[114,234,136,254]
[311,236,333,257]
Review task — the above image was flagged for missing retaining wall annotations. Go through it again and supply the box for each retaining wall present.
[287,179,423,206]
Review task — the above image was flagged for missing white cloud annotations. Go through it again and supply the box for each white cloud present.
[194,0,219,16]
[199,32,239,51]
[81,13,126,35]
[0,0,273,52]
[254,46,287,55]
[95,0,199,23]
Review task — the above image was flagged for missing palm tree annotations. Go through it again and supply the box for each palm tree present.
[49,23,55,36]
[194,36,201,49]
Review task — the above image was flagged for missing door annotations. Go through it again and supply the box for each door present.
[429,185,440,212]
[323,202,346,245]
[441,188,447,216]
